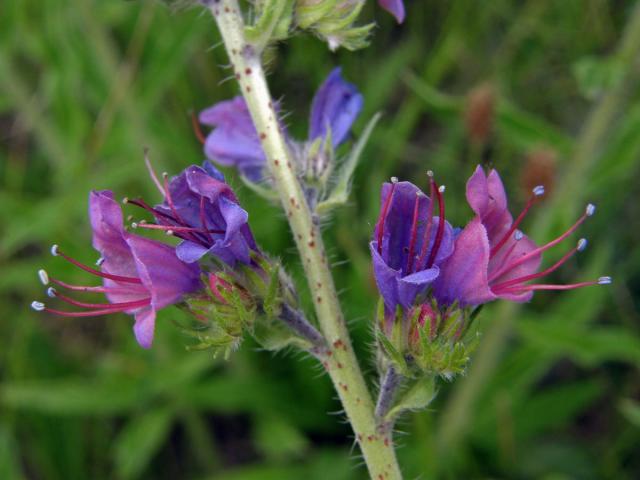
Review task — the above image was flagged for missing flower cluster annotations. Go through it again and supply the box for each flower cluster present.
[32,161,314,352]
[371,165,610,377]
[198,67,363,184]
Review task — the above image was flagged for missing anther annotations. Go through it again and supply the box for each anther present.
[427,170,434,178]
[514,230,524,241]
[47,287,57,298]
[533,185,545,196]
[96,257,104,266]
[131,222,139,228]
[38,269,49,285]
[586,204,596,216]
[51,244,59,256]
[577,238,588,252]
[390,176,398,184]
[598,276,612,285]
[31,301,45,311]
[438,185,446,193]
[166,229,174,236]
[122,197,129,204]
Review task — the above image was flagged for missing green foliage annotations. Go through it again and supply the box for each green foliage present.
[1,0,640,479]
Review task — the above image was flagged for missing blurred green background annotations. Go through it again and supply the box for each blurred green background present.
[2,0,640,478]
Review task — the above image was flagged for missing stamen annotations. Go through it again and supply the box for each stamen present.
[489,206,592,282]
[406,192,423,273]
[31,301,45,311]
[416,173,437,270]
[375,179,398,254]
[50,289,151,310]
[200,196,214,243]
[495,279,605,293]
[586,203,596,216]
[598,276,612,285]
[38,269,49,285]
[96,257,105,266]
[191,111,207,145]
[514,230,524,241]
[144,149,165,195]
[490,185,545,258]
[47,287,57,298]
[51,246,142,284]
[132,223,224,235]
[426,180,446,268]
[48,276,138,294]
[492,238,585,292]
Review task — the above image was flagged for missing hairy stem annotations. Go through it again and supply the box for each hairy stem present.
[205,1,402,478]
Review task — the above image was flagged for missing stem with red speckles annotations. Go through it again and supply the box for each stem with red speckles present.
[205,1,402,478]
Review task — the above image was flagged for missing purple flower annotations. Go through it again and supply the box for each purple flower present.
[32,191,202,349]
[309,67,363,148]
[148,164,258,266]
[199,68,362,180]
[433,165,608,307]
[370,175,454,314]
[378,0,405,24]
[199,97,265,181]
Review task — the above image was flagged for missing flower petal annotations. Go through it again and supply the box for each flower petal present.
[378,0,405,23]
[133,307,156,349]
[433,217,495,306]
[309,68,363,147]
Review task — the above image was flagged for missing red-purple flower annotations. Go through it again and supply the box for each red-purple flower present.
[433,165,610,307]
[32,191,202,349]
[199,68,362,180]
[135,164,258,266]
[370,174,455,314]
[378,0,405,24]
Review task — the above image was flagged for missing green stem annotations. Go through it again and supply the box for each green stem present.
[205,2,402,478]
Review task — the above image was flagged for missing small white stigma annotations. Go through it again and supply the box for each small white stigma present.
[577,238,588,252]
[427,170,434,178]
[122,197,129,204]
[47,287,57,298]
[598,276,612,285]
[438,185,446,193]
[31,301,45,312]
[586,204,596,216]
[532,185,545,196]
[51,244,59,256]
[38,269,49,285]
[514,230,524,241]
[96,257,105,266]
[390,176,399,184]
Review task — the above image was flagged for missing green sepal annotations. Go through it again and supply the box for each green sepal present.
[377,330,409,376]
[245,0,295,52]
[317,113,381,213]
[263,262,281,319]
[252,318,312,351]
[384,376,437,423]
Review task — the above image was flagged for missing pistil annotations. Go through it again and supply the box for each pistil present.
[376,177,398,255]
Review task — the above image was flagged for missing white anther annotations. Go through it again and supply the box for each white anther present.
[50,244,59,256]
[131,222,139,229]
[47,287,57,298]
[438,185,446,193]
[598,276,612,285]
[577,238,588,252]
[31,301,45,311]
[96,257,104,266]
[532,185,545,196]
[166,230,174,236]
[162,171,169,179]
[390,176,399,184]
[586,204,596,216]
[122,197,129,204]
[38,269,49,285]
[427,170,434,178]
[514,230,524,241]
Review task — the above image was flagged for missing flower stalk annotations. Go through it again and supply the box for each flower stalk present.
[204,1,403,478]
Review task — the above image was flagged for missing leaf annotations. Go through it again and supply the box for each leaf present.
[618,398,640,429]
[113,407,174,480]
[385,376,437,423]
[317,112,381,213]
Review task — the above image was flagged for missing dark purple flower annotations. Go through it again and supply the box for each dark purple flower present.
[309,67,363,148]
[370,175,454,314]
[132,164,258,266]
[433,165,609,307]
[32,191,202,349]
[199,97,265,181]
[378,0,405,23]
